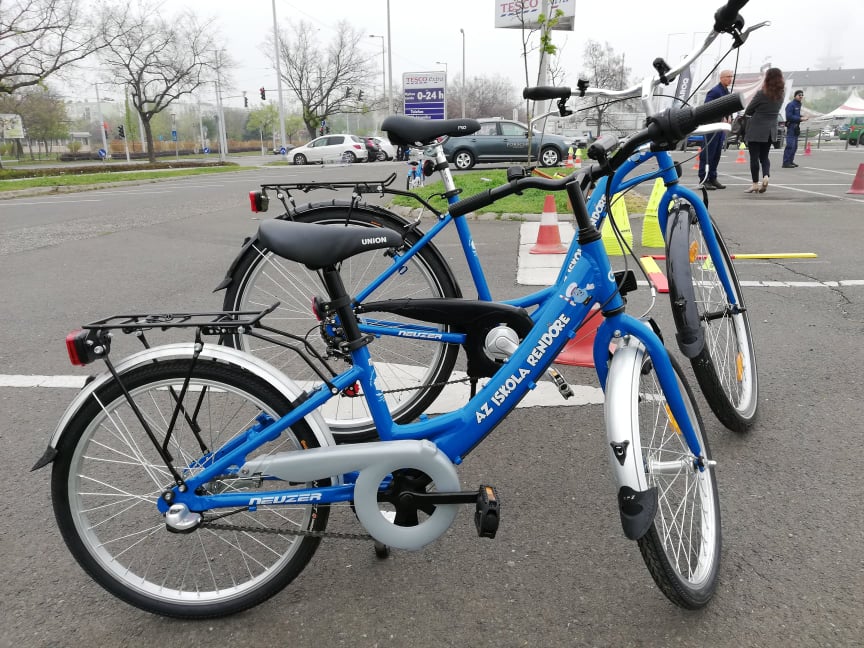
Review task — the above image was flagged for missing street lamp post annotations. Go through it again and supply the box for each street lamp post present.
[93,83,109,160]
[459,28,466,118]
[370,34,386,112]
[386,0,393,114]
[271,0,288,158]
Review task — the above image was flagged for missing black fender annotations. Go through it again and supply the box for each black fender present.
[214,201,462,298]
[665,204,705,358]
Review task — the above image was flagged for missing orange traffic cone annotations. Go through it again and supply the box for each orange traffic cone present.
[847,163,864,195]
[804,141,812,156]
[692,147,701,170]
[735,144,748,164]
[530,195,568,254]
[573,151,582,169]
[555,306,602,367]
[565,147,575,169]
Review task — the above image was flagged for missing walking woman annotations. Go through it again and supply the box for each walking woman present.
[743,67,785,193]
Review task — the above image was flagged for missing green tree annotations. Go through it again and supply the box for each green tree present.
[0,86,68,157]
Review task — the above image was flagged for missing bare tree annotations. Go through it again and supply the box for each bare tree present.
[99,2,219,162]
[446,75,517,119]
[579,40,635,137]
[272,20,377,139]
[0,0,107,94]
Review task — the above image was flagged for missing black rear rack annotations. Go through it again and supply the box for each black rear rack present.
[258,172,446,217]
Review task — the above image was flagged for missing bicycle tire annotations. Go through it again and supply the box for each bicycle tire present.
[220,204,461,441]
[666,205,758,432]
[51,358,330,619]
[606,343,721,609]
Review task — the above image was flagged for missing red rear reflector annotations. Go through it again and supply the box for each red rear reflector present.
[66,330,86,366]
[249,190,259,213]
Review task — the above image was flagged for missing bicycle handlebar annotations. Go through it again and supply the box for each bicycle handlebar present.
[713,0,748,32]
[447,93,744,218]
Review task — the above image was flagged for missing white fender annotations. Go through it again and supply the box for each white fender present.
[49,343,336,454]
[604,341,649,493]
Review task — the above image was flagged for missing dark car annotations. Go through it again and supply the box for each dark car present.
[363,137,383,162]
[441,118,575,170]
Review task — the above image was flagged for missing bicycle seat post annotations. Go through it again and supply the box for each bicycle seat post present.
[319,266,367,349]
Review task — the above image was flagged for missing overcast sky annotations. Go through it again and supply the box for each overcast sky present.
[152,1,864,108]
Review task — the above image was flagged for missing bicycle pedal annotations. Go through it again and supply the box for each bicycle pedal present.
[546,367,574,400]
[474,485,500,539]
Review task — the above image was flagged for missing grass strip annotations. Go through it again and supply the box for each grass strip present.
[0,165,244,192]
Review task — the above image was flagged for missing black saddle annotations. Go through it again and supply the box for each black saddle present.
[382,115,481,146]
[258,220,403,270]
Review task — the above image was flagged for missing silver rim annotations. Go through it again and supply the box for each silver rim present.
[688,227,757,419]
[637,354,719,587]
[66,376,317,608]
[540,148,560,167]
[454,152,473,169]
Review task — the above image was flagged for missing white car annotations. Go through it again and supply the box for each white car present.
[290,134,368,165]
[371,136,397,161]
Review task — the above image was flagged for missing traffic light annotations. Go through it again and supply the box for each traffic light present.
[358,90,363,101]
[244,95,248,108]
[117,125,125,139]
[259,87,266,100]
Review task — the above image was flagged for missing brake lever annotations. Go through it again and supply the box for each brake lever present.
[732,20,771,48]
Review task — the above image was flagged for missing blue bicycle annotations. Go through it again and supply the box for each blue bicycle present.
[34,90,748,617]
[220,2,762,439]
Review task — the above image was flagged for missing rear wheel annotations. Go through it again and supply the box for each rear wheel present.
[341,151,356,163]
[221,207,461,441]
[666,206,758,432]
[51,359,329,618]
[607,344,721,609]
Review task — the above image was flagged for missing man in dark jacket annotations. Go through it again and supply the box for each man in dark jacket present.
[782,90,807,168]
[698,70,734,189]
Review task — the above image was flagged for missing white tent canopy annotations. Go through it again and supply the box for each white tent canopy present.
[815,90,864,120]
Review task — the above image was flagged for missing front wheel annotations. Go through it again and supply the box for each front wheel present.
[452,150,475,170]
[221,206,461,441]
[539,146,561,167]
[293,153,307,165]
[666,206,758,432]
[607,344,721,609]
[51,359,330,618]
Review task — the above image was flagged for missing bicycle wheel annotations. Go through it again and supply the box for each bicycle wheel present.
[51,358,330,619]
[606,343,721,609]
[666,205,758,432]
[221,205,461,441]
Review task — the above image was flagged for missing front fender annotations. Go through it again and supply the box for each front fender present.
[666,205,705,358]
[34,343,336,468]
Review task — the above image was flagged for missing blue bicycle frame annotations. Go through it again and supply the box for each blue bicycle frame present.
[157,218,705,515]
[354,148,739,344]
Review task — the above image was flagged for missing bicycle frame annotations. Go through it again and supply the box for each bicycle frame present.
[157,188,706,517]
[352,145,739,348]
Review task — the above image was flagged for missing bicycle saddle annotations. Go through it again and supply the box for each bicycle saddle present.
[382,115,481,146]
[258,220,403,270]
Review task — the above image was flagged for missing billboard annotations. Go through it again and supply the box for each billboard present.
[495,0,575,30]
[402,71,446,120]
[0,114,25,139]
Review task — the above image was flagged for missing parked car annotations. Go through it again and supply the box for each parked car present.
[290,134,368,164]
[838,116,864,146]
[441,118,576,169]
[371,136,397,160]
[271,144,296,155]
[362,137,382,162]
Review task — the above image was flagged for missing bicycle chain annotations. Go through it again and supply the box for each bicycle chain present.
[200,519,372,541]
[377,375,470,396]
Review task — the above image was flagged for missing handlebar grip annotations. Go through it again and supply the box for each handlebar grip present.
[448,189,495,218]
[522,86,572,101]
[713,0,748,31]
[690,92,744,127]
[587,133,620,161]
